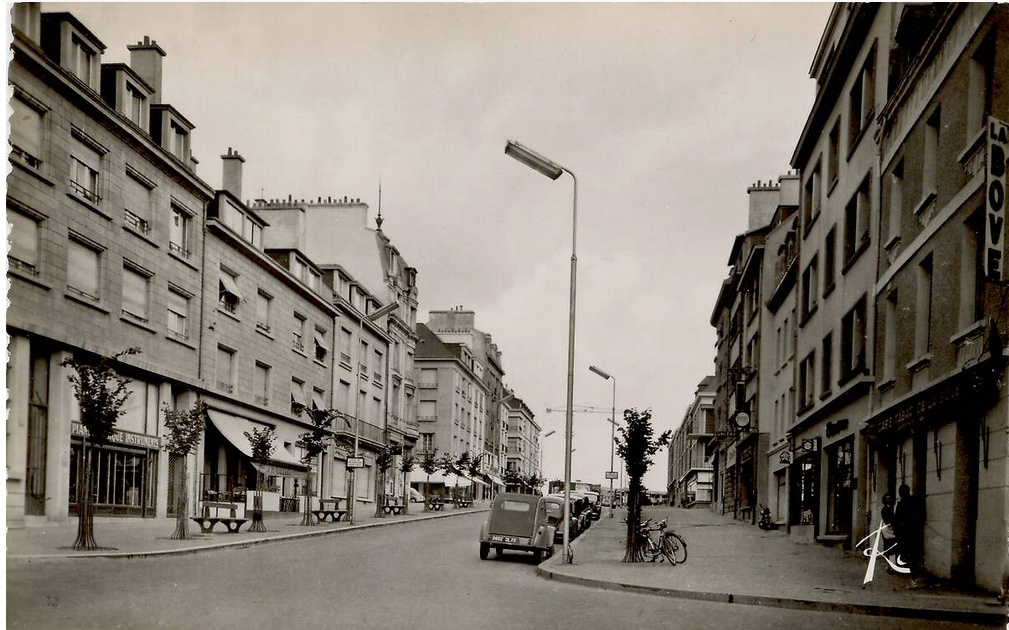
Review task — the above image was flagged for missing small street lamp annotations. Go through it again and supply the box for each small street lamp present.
[348,300,400,525]
[505,139,578,564]
[589,365,617,516]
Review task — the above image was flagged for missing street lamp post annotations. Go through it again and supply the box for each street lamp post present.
[348,300,400,525]
[589,365,617,516]
[505,139,578,564]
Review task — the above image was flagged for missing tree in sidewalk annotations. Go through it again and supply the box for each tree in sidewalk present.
[163,399,207,540]
[440,452,462,501]
[504,469,522,493]
[373,446,395,517]
[294,404,337,526]
[399,454,416,515]
[244,425,276,533]
[526,472,545,495]
[62,347,140,551]
[419,449,440,511]
[467,453,483,502]
[614,408,670,563]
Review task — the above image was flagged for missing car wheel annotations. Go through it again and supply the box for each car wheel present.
[479,542,489,560]
[533,549,543,563]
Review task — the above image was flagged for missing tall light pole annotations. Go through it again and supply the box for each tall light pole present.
[589,365,617,516]
[505,139,578,564]
[348,300,399,525]
[540,430,556,490]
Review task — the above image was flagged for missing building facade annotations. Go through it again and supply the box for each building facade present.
[7,7,214,525]
[667,376,716,508]
[504,396,540,485]
[863,2,1009,590]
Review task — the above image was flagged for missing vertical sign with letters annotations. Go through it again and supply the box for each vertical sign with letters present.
[986,116,1008,281]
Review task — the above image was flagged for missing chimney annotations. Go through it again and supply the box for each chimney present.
[221,147,245,199]
[127,36,166,104]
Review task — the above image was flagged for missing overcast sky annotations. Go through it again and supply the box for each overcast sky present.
[45,2,833,491]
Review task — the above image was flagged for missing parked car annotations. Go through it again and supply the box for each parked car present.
[581,491,602,520]
[479,492,556,562]
[543,495,579,543]
[409,488,425,503]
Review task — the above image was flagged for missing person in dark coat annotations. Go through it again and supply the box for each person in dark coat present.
[894,484,923,584]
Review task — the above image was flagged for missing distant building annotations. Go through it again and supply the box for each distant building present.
[667,376,716,508]
[504,396,541,489]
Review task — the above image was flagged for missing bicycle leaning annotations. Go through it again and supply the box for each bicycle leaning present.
[639,517,688,565]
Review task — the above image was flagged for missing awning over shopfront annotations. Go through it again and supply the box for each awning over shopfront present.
[206,409,306,475]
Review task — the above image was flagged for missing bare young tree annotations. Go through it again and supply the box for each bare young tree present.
[374,446,395,517]
[163,400,207,540]
[467,453,483,501]
[244,426,276,533]
[62,347,140,550]
[419,450,440,511]
[614,408,671,563]
[294,405,337,526]
[399,454,416,514]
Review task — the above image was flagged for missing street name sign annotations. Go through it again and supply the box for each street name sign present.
[605,471,619,480]
[347,457,364,469]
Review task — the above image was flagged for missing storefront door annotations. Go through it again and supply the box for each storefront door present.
[790,454,819,532]
[826,438,854,535]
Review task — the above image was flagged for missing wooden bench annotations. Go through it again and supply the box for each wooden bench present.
[428,500,445,511]
[383,504,405,515]
[456,500,472,509]
[311,498,346,522]
[191,516,248,533]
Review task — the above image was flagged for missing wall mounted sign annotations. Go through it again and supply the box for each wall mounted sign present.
[986,116,1007,281]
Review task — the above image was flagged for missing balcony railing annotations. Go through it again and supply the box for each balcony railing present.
[124,208,151,235]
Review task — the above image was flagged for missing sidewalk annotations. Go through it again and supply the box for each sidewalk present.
[539,506,1007,627]
[6,503,488,562]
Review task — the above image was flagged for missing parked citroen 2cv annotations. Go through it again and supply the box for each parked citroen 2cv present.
[479,492,555,562]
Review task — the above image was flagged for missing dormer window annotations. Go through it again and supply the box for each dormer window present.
[126,84,145,126]
[170,121,188,161]
[70,34,96,85]
[217,196,263,248]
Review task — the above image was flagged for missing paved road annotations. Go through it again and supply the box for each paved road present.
[7,512,983,629]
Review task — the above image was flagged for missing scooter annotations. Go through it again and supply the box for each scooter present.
[757,504,773,530]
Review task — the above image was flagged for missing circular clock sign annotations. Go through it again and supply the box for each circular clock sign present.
[734,412,750,429]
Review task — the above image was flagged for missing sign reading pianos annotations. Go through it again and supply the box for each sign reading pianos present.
[71,421,161,449]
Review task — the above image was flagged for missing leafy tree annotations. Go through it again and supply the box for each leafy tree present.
[439,452,459,500]
[294,404,337,525]
[244,425,276,532]
[419,450,439,511]
[467,453,483,501]
[614,408,670,562]
[62,347,139,550]
[399,454,416,514]
[163,400,207,540]
[373,446,395,517]
[504,469,523,493]
[526,472,544,495]
[455,451,472,500]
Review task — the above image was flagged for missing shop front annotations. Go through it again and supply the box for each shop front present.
[69,422,161,518]
[203,409,307,516]
[789,438,820,539]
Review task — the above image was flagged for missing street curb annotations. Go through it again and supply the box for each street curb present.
[6,508,489,563]
[535,521,1006,627]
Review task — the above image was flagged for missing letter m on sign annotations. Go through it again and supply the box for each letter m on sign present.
[986,117,1008,281]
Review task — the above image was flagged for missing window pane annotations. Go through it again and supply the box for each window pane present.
[8,209,38,265]
[68,240,99,297]
[10,96,42,159]
[122,267,148,319]
[125,176,150,220]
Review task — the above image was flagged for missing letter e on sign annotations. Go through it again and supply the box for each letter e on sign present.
[986,117,1009,281]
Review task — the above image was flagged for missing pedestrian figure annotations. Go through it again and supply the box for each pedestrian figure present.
[879,494,898,568]
[894,484,923,587]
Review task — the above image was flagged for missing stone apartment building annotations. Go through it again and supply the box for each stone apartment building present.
[861,2,1009,591]
[6,6,214,525]
[197,149,344,515]
[250,195,421,501]
[667,376,716,508]
[504,396,540,486]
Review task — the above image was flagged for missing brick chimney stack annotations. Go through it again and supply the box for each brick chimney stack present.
[221,148,245,200]
[127,35,166,104]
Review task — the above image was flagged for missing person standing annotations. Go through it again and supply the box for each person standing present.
[879,494,898,567]
[894,484,923,586]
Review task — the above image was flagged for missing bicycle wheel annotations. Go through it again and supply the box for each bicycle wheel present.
[664,532,687,564]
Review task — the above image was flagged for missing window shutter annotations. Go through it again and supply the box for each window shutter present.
[67,240,98,296]
[122,267,147,318]
[10,97,41,158]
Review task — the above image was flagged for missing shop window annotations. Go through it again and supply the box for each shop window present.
[70,442,157,516]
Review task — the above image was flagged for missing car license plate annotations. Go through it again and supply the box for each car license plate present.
[491,535,519,543]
